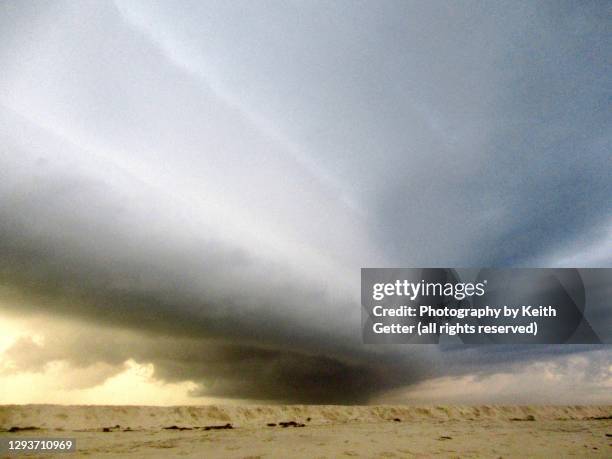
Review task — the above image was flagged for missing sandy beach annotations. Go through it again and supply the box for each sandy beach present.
[1,405,610,458]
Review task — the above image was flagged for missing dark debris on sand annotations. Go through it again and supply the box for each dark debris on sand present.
[7,426,40,433]
[203,423,233,431]
[279,421,305,428]
[163,424,233,431]
[102,425,125,432]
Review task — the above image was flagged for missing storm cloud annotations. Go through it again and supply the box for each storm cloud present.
[0,0,610,403]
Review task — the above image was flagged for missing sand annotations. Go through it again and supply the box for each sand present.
[1,405,610,457]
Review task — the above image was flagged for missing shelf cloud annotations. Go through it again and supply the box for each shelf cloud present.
[0,0,610,403]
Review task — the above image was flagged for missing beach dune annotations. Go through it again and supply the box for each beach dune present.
[1,405,610,457]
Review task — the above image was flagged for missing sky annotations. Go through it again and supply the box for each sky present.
[0,0,610,405]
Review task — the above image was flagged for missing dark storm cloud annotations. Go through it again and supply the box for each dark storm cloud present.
[2,317,420,404]
[0,106,426,402]
[0,0,610,402]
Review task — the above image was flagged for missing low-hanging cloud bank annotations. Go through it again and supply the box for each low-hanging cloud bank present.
[0,0,610,403]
